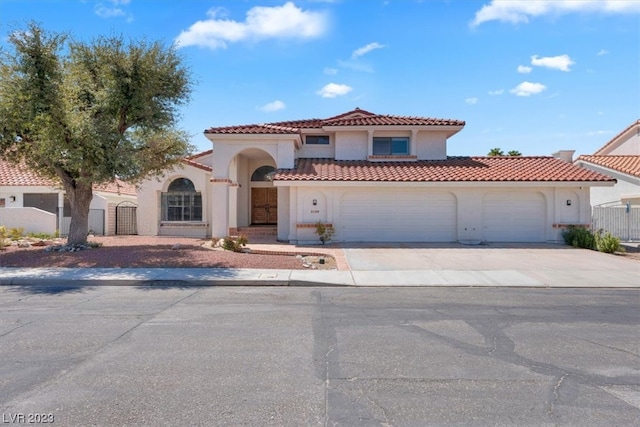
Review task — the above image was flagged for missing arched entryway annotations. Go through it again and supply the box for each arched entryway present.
[250,165,277,225]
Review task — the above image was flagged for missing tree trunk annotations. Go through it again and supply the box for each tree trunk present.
[65,182,93,246]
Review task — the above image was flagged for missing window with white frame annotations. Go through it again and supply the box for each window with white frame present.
[306,135,330,145]
[372,137,410,155]
[161,178,202,221]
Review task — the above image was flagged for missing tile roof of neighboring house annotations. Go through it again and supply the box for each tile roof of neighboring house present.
[576,155,640,178]
[204,108,465,134]
[274,157,615,183]
[93,179,137,196]
[594,119,640,155]
[0,160,54,186]
[0,160,137,195]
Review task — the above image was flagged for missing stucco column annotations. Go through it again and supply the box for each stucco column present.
[210,178,230,238]
[288,186,298,242]
[228,183,238,229]
[411,130,418,156]
[367,130,374,157]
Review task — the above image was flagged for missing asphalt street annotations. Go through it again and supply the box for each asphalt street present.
[1,285,639,426]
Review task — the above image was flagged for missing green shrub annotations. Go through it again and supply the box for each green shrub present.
[0,226,8,250]
[9,227,24,240]
[595,230,624,254]
[561,226,596,250]
[27,231,57,239]
[222,235,248,252]
[315,221,334,245]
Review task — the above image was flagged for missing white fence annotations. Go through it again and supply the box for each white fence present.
[592,204,640,241]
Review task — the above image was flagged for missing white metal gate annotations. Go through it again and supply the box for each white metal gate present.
[592,202,640,241]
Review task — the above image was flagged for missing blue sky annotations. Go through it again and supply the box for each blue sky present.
[1,0,639,156]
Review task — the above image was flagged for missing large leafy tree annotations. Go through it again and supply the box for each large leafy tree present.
[0,23,194,245]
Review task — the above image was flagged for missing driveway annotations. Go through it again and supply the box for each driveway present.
[341,243,640,287]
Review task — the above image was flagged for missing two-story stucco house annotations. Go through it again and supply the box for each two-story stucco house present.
[574,119,640,207]
[137,108,615,243]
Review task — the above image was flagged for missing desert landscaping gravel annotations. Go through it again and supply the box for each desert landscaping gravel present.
[0,236,327,269]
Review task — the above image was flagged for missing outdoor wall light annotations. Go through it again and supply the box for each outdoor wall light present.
[312,199,317,206]
[566,200,572,206]
[9,196,16,202]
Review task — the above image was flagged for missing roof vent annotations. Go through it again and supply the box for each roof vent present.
[552,150,575,163]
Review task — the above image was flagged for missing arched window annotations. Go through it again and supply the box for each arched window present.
[251,165,276,182]
[161,178,202,221]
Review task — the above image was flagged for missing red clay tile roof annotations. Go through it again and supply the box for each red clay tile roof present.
[594,119,640,155]
[576,155,640,178]
[0,160,54,186]
[181,157,212,172]
[186,149,212,160]
[274,157,615,183]
[93,179,137,196]
[0,160,137,195]
[204,108,465,134]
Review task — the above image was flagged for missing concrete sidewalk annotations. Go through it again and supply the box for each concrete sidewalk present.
[0,266,638,288]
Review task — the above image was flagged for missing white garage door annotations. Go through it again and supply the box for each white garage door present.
[482,192,546,242]
[338,191,457,242]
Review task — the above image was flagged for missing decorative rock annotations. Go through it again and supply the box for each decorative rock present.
[17,241,32,248]
[303,263,312,268]
[31,240,47,247]
[171,243,182,250]
[45,243,94,253]
[295,255,303,259]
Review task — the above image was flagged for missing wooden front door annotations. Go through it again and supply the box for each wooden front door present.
[251,188,278,224]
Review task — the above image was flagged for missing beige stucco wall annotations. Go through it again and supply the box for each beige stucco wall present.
[297,134,335,158]
[0,207,57,234]
[136,164,211,236]
[606,132,640,155]
[334,131,368,160]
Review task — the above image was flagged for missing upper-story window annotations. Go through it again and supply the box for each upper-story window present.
[306,135,330,145]
[373,137,410,155]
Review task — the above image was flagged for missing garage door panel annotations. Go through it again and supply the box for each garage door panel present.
[339,191,457,242]
[482,192,546,242]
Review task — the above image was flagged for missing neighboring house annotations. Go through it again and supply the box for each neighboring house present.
[137,108,615,243]
[0,160,137,235]
[574,119,640,206]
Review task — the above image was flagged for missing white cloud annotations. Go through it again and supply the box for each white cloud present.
[337,59,374,73]
[317,83,352,98]
[517,65,532,73]
[95,0,133,22]
[471,0,640,27]
[324,67,338,75]
[352,42,386,58]
[510,81,547,96]
[531,54,574,71]
[597,49,609,56]
[259,100,286,112]
[175,2,328,49]
[465,97,478,105]
[488,89,504,96]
